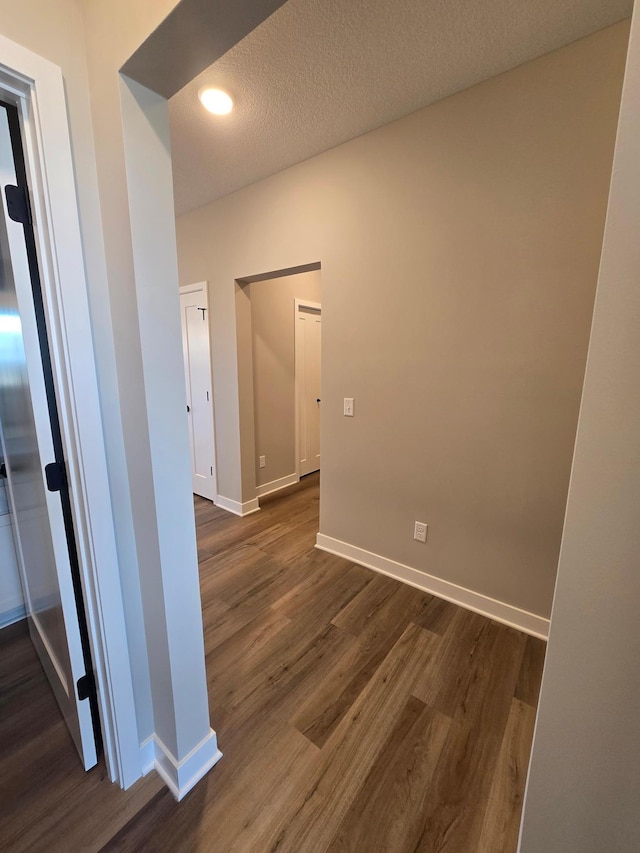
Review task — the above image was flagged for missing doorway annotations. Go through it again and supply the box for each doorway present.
[237,266,322,504]
[0,99,99,768]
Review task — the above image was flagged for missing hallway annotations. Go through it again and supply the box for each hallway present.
[0,473,544,851]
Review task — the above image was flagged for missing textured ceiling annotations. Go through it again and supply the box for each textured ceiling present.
[169,0,632,216]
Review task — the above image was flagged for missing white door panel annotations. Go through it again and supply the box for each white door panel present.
[0,101,97,768]
[180,285,217,501]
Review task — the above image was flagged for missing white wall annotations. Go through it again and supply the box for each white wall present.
[177,23,629,626]
[519,3,640,849]
[119,75,213,767]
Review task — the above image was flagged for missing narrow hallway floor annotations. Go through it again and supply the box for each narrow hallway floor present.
[0,472,545,852]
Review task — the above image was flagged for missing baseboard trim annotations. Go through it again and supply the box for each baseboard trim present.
[256,473,299,498]
[215,495,260,517]
[0,605,26,630]
[140,729,222,801]
[315,534,549,640]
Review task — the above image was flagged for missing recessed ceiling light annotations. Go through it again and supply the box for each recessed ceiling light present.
[198,88,234,115]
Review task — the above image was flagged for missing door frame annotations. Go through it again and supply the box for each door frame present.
[179,281,218,503]
[294,298,322,480]
[0,36,140,786]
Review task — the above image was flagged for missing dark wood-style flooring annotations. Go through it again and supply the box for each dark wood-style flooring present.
[0,473,545,852]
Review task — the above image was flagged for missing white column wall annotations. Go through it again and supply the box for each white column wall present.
[120,76,215,765]
[519,3,640,849]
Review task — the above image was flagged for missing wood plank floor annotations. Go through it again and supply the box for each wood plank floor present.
[0,473,545,852]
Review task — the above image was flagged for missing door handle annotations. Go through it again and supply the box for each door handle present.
[316,398,321,403]
[0,461,6,479]
[187,405,190,413]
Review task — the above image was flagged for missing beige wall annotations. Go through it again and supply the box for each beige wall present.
[177,22,628,620]
[519,4,640,849]
[248,270,322,488]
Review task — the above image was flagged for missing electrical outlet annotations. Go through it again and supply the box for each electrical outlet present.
[259,455,266,469]
[414,521,428,543]
[344,397,354,417]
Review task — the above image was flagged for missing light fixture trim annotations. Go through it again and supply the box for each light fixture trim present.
[198,87,234,115]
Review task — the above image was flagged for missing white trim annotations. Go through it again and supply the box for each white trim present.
[146,730,222,802]
[256,472,299,498]
[139,734,156,776]
[294,298,322,479]
[179,281,218,503]
[216,494,261,517]
[0,605,26,630]
[0,35,140,786]
[179,281,208,296]
[315,534,550,640]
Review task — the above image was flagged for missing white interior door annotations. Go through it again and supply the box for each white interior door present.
[180,284,217,501]
[0,101,97,768]
[296,301,321,477]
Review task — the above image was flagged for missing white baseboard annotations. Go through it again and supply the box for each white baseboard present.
[215,495,260,517]
[256,472,299,498]
[140,729,222,801]
[0,605,26,630]
[315,534,549,640]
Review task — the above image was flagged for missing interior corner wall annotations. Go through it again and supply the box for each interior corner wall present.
[250,270,322,489]
[176,21,629,620]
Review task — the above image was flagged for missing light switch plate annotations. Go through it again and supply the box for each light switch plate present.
[344,398,354,417]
